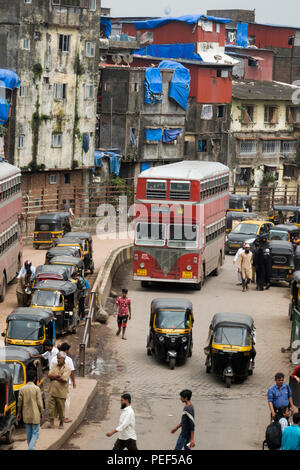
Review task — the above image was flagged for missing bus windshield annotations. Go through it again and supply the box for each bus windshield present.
[232,223,259,235]
[7,320,43,341]
[135,223,166,247]
[213,326,250,347]
[31,290,63,307]
[168,224,198,248]
[156,309,188,329]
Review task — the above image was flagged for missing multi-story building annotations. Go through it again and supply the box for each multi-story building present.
[0,0,100,207]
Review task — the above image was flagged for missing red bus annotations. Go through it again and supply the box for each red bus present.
[133,161,230,289]
[0,160,23,301]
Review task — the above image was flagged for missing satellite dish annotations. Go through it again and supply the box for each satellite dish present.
[123,53,133,65]
[112,54,122,65]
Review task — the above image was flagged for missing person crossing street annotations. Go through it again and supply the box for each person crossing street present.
[114,288,131,340]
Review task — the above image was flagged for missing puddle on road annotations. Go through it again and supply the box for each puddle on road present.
[89,357,122,376]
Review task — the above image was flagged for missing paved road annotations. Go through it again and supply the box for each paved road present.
[62,256,295,451]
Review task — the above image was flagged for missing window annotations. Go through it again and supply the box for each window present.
[248,35,256,46]
[89,0,96,10]
[84,84,94,99]
[169,181,190,200]
[64,173,71,184]
[239,140,257,155]
[54,83,67,100]
[24,0,32,3]
[238,168,252,185]
[216,23,220,33]
[52,0,91,7]
[288,36,294,46]
[264,105,279,124]
[241,105,255,124]
[286,106,296,124]
[49,174,58,184]
[217,105,225,118]
[19,86,27,97]
[217,69,229,78]
[146,180,166,199]
[262,140,281,154]
[86,41,95,57]
[283,165,296,178]
[52,133,62,148]
[22,38,30,50]
[135,222,166,247]
[248,58,258,67]
[201,105,213,120]
[198,139,207,152]
[18,135,25,149]
[282,140,297,154]
[58,34,71,53]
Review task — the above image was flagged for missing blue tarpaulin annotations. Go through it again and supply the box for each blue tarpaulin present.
[100,17,112,38]
[108,153,121,175]
[144,128,163,142]
[236,22,248,48]
[141,162,150,172]
[135,43,202,62]
[82,133,90,153]
[158,61,190,110]
[94,151,104,171]
[94,150,122,175]
[162,128,182,143]
[144,67,163,104]
[134,14,232,30]
[0,69,20,90]
[0,97,10,125]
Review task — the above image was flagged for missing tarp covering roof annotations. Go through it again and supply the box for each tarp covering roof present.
[144,67,163,104]
[135,43,202,62]
[0,69,20,90]
[134,14,232,30]
[158,60,191,110]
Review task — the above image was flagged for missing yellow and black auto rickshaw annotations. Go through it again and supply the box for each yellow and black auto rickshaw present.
[0,368,17,444]
[269,224,300,246]
[52,236,84,261]
[269,205,300,227]
[2,308,56,354]
[269,240,295,286]
[30,280,80,335]
[48,255,85,277]
[63,231,95,274]
[147,298,193,370]
[33,212,72,249]
[229,194,253,212]
[45,245,81,265]
[34,264,72,283]
[0,346,44,403]
[204,313,256,388]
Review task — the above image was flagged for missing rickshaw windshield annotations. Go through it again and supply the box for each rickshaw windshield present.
[269,230,289,241]
[214,326,251,347]
[35,223,60,231]
[231,223,258,235]
[7,320,43,340]
[156,309,188,329]
[31,290,63,307]
[0,362,24,385]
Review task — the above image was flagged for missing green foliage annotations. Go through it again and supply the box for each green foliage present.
[0,124,7,137]
[74,53,84,76]
[261,172,277,186]
[32,63,43,81]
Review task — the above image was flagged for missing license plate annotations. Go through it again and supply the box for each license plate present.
[230,244,240,248]
[182,271,193,279]
[137,269,147,276]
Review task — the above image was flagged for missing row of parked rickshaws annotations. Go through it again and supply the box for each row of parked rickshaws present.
[147,299,255,389]
[0,213,95,443]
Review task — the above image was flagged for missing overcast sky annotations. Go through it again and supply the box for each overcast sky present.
[103,0,300,27]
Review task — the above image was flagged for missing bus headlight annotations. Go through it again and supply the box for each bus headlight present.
[186,265,192,271]
[182,337,187,343]
[140,263,145,268]
[158,336,164,342]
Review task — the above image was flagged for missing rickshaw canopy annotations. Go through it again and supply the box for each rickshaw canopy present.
[6,307,54,324]
[269,240,294,255]
[49,255,84,269]
[270,224,299,233]
[32,280,77,296]
[35,264,71,281]
[211,313,254,332]
[151,298,193,312]
[0,346,40,365]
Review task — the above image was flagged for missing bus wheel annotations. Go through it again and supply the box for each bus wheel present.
[0,274,7,303]
[212,255,222,276]
[141,281,149,288]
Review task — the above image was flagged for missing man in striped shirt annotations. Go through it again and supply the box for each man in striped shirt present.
[171,389,195,450]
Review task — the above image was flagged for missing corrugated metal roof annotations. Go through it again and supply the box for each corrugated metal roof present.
[232,79,300,101]
[0,161,21,181]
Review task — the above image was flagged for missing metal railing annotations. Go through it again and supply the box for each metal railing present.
[79,290,100,377]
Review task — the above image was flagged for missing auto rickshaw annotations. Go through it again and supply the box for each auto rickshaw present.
[30,280,80,335]
[63,231,95,274]
[269,224,300,246]
[226,211,258,234]
[229,194,253,212]
[48,255,85,277]
[269,205,300,227]
[34,264,72,283]
[0,346,44,402]
[2,308,56,353]
[146,298,193,370]
[52,236,84,261]
[204,312,255,388]
[0,369,17,444]
[268,240,294,286]
[33,212,72,249]
[45,245,81,264]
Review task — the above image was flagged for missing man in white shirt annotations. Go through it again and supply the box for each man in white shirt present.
[106,393,138,450]
[233,242,246,285]
[30,340,59,368]
[50,342,76,424]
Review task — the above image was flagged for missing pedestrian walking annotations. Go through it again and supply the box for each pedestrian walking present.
[72,271,86,320]
[16,270,32,307]
[30,340,59,369]
[233,242,245,285]
[106,393,138,450]
[50,342,76,424]
[171,389,195,450]
[237,244,253,292]
[17,260,35,280]
[17,369,44,450]
[47,351,71,429]
[264,248,272,289]
[281,413,300,450]
[275,406,290,433]
[253,241,265,291]
[114,288,131,340]
[267,372,294,420]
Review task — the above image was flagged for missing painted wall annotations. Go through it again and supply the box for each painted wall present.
[248,24,295,49]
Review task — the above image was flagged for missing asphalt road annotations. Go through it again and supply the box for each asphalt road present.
[62,255,295,451]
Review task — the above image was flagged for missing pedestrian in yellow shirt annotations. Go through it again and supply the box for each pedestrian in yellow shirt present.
[47,351,71,429]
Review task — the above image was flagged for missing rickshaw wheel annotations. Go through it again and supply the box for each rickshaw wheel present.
[147,348,152,356]
[34,244,39,250]
[169,357,176,370]
[5,425,15,444]
[206,365,211,374]
[225,376,231,388]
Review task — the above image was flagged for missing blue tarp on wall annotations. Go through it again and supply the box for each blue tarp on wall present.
[144,67,163,104]
[0,97,10,125]
[236,22,248,48]
[134,14,232,30]
[135,43,202,62]
[100,17,112,38]
[0,69,20,90]
[162,128,182,142]
[144,128,163,142]
[158,60,190,110]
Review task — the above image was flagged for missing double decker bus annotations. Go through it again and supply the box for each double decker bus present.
[133,161,229,290]
[0,160,23,301]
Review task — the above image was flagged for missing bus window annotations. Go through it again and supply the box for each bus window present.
[135,222,166,247]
